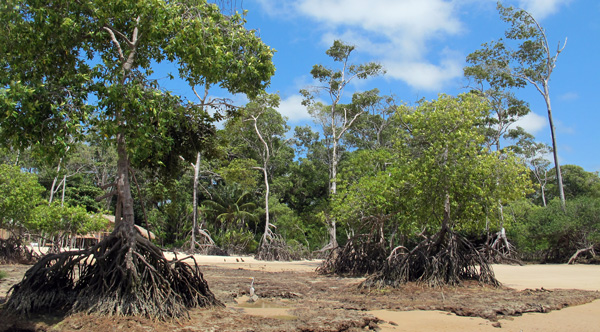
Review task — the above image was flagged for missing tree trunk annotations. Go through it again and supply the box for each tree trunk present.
[191,152,200,251]
[327,108,339,249]
[115,131,137,270]
[261,165,271,244]
[61,174,67,207]
[543,83,566,210]
[541,183,547,207]
[49,158,63,204]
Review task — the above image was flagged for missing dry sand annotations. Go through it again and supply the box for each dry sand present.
[169,253,600,332]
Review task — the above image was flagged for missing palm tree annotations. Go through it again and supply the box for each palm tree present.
[202,184,258,233]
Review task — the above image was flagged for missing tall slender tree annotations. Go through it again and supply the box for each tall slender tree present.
[466,3,567,209]
[301,40,384,250]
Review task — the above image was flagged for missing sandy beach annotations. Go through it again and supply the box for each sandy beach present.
[2,250,599,331]
[167,253,600,332]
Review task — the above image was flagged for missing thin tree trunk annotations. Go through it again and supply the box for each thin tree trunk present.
[327,105,339,249]
[250,113,273,245]
[541,183,547,207]
[261,165,271,244]
[49,158,63,204]
[543,83,565,210]
[61,174,67,207]
[191,152,200,251]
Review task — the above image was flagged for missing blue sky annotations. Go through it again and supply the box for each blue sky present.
[171,0,599,172]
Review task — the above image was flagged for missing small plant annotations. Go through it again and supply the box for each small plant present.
[0,270,7,280]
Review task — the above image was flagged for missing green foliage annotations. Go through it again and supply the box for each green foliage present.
[29,203,108,237]
[302,40,384,102]
[333,149,406,238]
[465,3,552,90]
[217,158,260,192]
[216,229,258,254]
[256,195,320,251]
[143,176,193,245]
[0,0,275,197]
[330,94,533,253]
[546,165,600,201]
[300,40,384,193]
[344,96,399,150]
[510,197,600,262]
[466,2,567,208]
[57,174,105,213]
[392,93,532,234]
[202,184,258,233]
[0,164,45,231]
[505,199,543,255]
[220,93,291,195]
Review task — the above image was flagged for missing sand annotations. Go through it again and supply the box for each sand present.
[14,249,599,331]
[168,253,600,332]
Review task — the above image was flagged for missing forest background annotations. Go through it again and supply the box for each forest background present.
[1,0,599,268]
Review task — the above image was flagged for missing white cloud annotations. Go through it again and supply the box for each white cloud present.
[294,0,465,91]
[511,112,547,134]
[517,0,574,20]
[276,94,311,122]
[383,49,463,91]
[296,0,462,40]
[255,0,569,91]
[254,0,296,16]
[559,92,579,101]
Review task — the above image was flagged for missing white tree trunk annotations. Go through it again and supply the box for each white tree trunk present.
[543,83,566,210]
[191,152,200,251]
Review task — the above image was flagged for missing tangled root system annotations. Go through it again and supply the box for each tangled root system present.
[362,230,499,288]
[317,235,387,276]
[5,224,222,319]
[0,238,39,265]
[255,236,292,261]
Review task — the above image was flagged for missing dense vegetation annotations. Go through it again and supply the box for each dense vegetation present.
[0,0,598,320]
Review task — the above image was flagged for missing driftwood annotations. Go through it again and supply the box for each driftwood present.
[568,245,597,264]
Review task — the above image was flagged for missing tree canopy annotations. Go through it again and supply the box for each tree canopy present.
[1,0,275,319]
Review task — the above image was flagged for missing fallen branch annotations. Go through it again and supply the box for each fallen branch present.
[568,245,596,264]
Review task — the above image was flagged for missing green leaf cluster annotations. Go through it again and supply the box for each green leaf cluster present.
[0,164,45,230]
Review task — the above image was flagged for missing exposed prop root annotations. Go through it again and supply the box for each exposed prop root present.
[482,246,524,266]
[480,228,522,265]
[362,230,499,288]
[4,224,222,319]
[316,235,387,276]
[255,236,292,261]
[185,227,220,255]
[0,238,39,265]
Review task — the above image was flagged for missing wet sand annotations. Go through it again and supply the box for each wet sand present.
[173,253,600,332]
[11,249,598,331]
